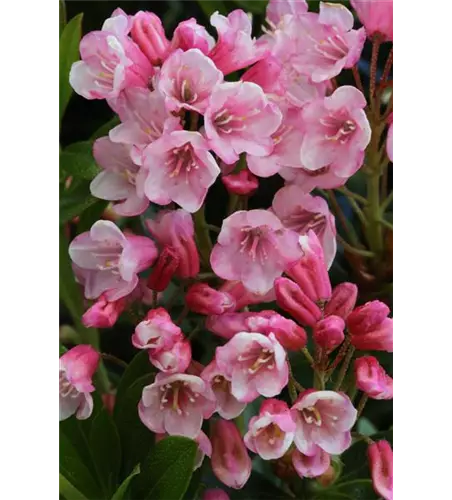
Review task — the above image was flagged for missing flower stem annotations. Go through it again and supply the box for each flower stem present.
[352,65,365,95]
[356,393,369,419]
[381,47,393,84]
[325,337,351,380]
[370,35,382,112]
[101,353,128,369]
[333,345,355,391]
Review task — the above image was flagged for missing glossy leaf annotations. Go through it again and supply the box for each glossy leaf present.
[59,473,88,500]
[111,465,140,500]
[60,181,98,225]
[60,142,100,181]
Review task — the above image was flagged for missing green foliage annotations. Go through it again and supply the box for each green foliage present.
[230,0,267,14]
[59,0,67,37]
[111,466,140,500]
[60,181,98,225]
[60,142,100,181]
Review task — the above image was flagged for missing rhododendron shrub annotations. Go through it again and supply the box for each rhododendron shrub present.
[59,1,393,499]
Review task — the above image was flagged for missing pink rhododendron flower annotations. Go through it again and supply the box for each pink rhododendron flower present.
[324,282,358,319]
[186,283,236,316]
[211,419,252,489]
[90,136,149,216]
[70,9,153,100]
[59,345,100,421]
[147,246,180,292]
[139,372,216,438]
[291,390,357,455]
[209,10,266,75]
[131,11,170,65]
[222,169,259,196]
[313,316,345,354]
[69,220,158,300]
[211,210,302,295]
[172,18,215,54]
[244,399,296,460]
[354,356,393,400]
[142,130,220,213]
[292,446,330,478]
[299,86,371,178]
[218,280,276,311]
[82,293,126,328]
[157,49,223,113]
[203,489,230,500]
[387,113,393,162]
[145,209,200,278]
[266,0,308,26]
[273,187,337,268]
[347,300,393,352]
[241,56,286,98]
[351,0,393,41]
[368,440,393,500]
[201,359,246,420]
[204,82,282,165]
[215,332,289,402]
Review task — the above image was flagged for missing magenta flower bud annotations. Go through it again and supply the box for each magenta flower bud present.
[324,282,358,319]
[368,440,393,500]
[347,301,393,352]
[186,283,236,315]
[313,316,345,353]
[219,280,276,311]
[292,446,331,479]
[350,0,393,41]
[172,18,215,55]
[354,356,393,400]
[211,419,252,489]
[285,231,332,305]
[203,489,230,500]
[131,11,170,65]
[222,169,259,196]
[82,293,126,328]
[274,277,322,327]
[242,56,285,96]
[147,246,180,292]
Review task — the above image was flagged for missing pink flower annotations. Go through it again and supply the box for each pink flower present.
[299,86,371,178]
[59,345,100,421]
[147,246,180,292]
[244,399,296,459]
[211,419,252,489]
[347,300,393,352]
[209,10,266,75]
[211,210,302,295]
[109,88,181,157]
[241,57,286,98]
[132,308,191,373]
[354,356,393,400]
[273,187,337,268]
[201,360,246,420]
[292,446,330,478]
[82,293,126,328]
[274,277,322,327]
[90,136,149,216]
[131,11,170,65]
[291,390,357,455]
[266,0,308,26]
[313,316,345,353]
[368,440,393,500]
[246,103,305,178]
[218,280,276,311]
[139,372,216,438]
[222,169,259,196]
[350,0,393,41]
[142,130,220,213]
[387,113,393,162]
[216,332,289,402]
[289,3,365,82]
[186,283,236,316]
[145,209,200,278]
[69,220,158,300]
[203,489,230,500]
[172,18,215,54]
[324,282,358,319]
[157,49,223,113]
[204,82,282,165]
[70,9,153,100]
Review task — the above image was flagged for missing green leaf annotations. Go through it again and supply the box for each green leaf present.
[90,116,121,141]
[356,417,378,437]
[89,409,122,496]
[111,465,140,500]
[133,436,197,500]
[197,0,227,18]
[60,13,83,125]
[60,344,68,356]
[231,0,267,14]
[60,142,100,181]
[60,181,98,225]
[78,199,109,233]
[59,0,67,37]
[59,473,89,500]
[314,479,376,500]
[60,432,102,499]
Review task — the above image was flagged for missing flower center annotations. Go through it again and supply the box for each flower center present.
[59,371,80,399]
[238,347,275,374]
[283,211,326,236]
[239,225,277,263]
[166,143,199,179]
[314,32,348,63]
[180,79,198,104]
[255,422,283,445]
[320,113,357,143]
[159,381,199,415]
[301,406,322,426]
[212,375,231,393]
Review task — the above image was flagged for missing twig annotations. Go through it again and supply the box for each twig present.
[378,218,393,231]
[336,187,368,205]
[352,66,365,95]
[325,337,351,380]
[333,345,356,391]
[380,192,393,213]
[381,47,393,84]
[370,34,382,112]
[356,394,369,419]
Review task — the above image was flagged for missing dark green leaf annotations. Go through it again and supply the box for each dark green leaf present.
[60,181,98,225]
[314,479,376,500]
[60,343,68,356]
[231,0,267,14]
[60,13,83,125]
[111,465,140,500]
[59,473,88,500]
[60,142,100,181]
[197,0,227,18]
[89,409,122,496]
[59,0,67,37]
[90,116,121,141]
[133,436,197,500]
[78,199,109,233]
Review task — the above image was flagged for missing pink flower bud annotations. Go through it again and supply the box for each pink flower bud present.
[147,246,180,292]
[203,489,230,500]
[172,18,215,55]
[152,338,192,374]
[186,283,236,315]
[368,440,393,500]
[219,280,276,311]
[350,0,393,41]
[211,419,252,489]
[285,231,332,305]
[274,277,322,327]
[222,169,259,196]
[292,446,331,479]
[242,56,285,96]
[354,356,393,400]
[82,293,126,328]
[131,11,170,65]
[347,301,393,352]
[324,282,358,319]
[313,316,345,353]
